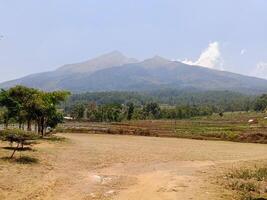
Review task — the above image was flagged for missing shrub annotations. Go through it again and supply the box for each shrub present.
[0,129,39,158]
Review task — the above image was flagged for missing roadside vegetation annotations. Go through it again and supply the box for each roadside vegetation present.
[221,163,267,200]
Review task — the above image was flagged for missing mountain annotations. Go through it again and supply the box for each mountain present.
[1,51,267,94]
[57,50,138,74]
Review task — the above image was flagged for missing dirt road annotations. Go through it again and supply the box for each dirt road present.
[1,133,267,200]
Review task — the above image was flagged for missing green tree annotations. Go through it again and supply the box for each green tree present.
[143,102,161,119]
[0,89,20,128]
[126,102,135,120]
[70,103,85,120]
[254,94,267,112]
[34,91,70,136]
[0,86,70,136]
[8,86,39,130]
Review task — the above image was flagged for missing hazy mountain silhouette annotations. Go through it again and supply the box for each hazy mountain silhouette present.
[1,51,267,94]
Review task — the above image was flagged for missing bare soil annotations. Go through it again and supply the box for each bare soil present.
[0,133,267,200]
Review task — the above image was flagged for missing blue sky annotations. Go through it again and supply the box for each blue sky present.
[0,0,267,82]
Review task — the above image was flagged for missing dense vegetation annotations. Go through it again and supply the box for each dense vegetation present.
[254,94,267,112]
[66,90,254,110]
[64,90,266,122]
[66,101,214,122]
[1,86,267,125]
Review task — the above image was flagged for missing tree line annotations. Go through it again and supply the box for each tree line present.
[65,89,256,113]
[66,102,214,122]
[1,86,266,125]
[0,86,70,136]
[65,91,267,122]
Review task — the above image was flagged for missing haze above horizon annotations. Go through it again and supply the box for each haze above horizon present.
[0,0,267,82]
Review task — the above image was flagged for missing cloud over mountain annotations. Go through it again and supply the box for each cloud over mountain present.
[253,62,267,79]
[182,42,223,70]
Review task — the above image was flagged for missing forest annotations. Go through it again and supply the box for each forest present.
[64,89,267,122]
[1,86,267,124]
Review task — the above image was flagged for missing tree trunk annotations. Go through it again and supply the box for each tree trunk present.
[40,117,45,137]
[37,119,42,135]
[27,120,32,131]
[41,125,44,137]
[10,143,19,159]
[34,122,38,133]
[4,119,8,129]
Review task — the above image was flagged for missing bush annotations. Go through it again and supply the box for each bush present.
[0,129,39,158]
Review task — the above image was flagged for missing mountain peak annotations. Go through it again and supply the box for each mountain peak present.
[143,55,171,66]
[99,50,126,60]
[152,55,169,61]
[57,51,138,73]
[105,50,124,56]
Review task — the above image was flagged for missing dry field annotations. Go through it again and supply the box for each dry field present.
[58,112,267,143]
[0,132,267,200]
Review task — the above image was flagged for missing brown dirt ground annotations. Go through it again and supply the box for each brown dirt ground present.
[0,133,267,200]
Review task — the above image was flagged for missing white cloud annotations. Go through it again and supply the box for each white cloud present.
[181,42,223,70]
[240,49,246,55]
[253,62,267,79]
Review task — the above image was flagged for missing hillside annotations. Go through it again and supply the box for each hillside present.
[1,51,267,94]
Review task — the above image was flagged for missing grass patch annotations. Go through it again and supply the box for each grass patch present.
[15,156,39,164]
[2,146,34,151]
[1,156,39,164]
[1,156,12,162]
[228,168,267,181]
[222,165,267,200]
[41,135,66,142]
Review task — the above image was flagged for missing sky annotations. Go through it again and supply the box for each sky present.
[0,0,267,82]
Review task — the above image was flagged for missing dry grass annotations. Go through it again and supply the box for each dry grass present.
[221,163,267,200]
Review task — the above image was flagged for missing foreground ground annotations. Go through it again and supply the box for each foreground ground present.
[0,133,267,200]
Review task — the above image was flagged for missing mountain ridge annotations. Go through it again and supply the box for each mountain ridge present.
[1,51,267,94]
[56,51,138,74]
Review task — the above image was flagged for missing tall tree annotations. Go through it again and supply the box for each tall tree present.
[126,102,135,120]
[254,94,267,112]
[33,91,70,136]
[0,86,70,135]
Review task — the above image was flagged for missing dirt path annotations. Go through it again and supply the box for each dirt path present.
[1,133,267,200]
